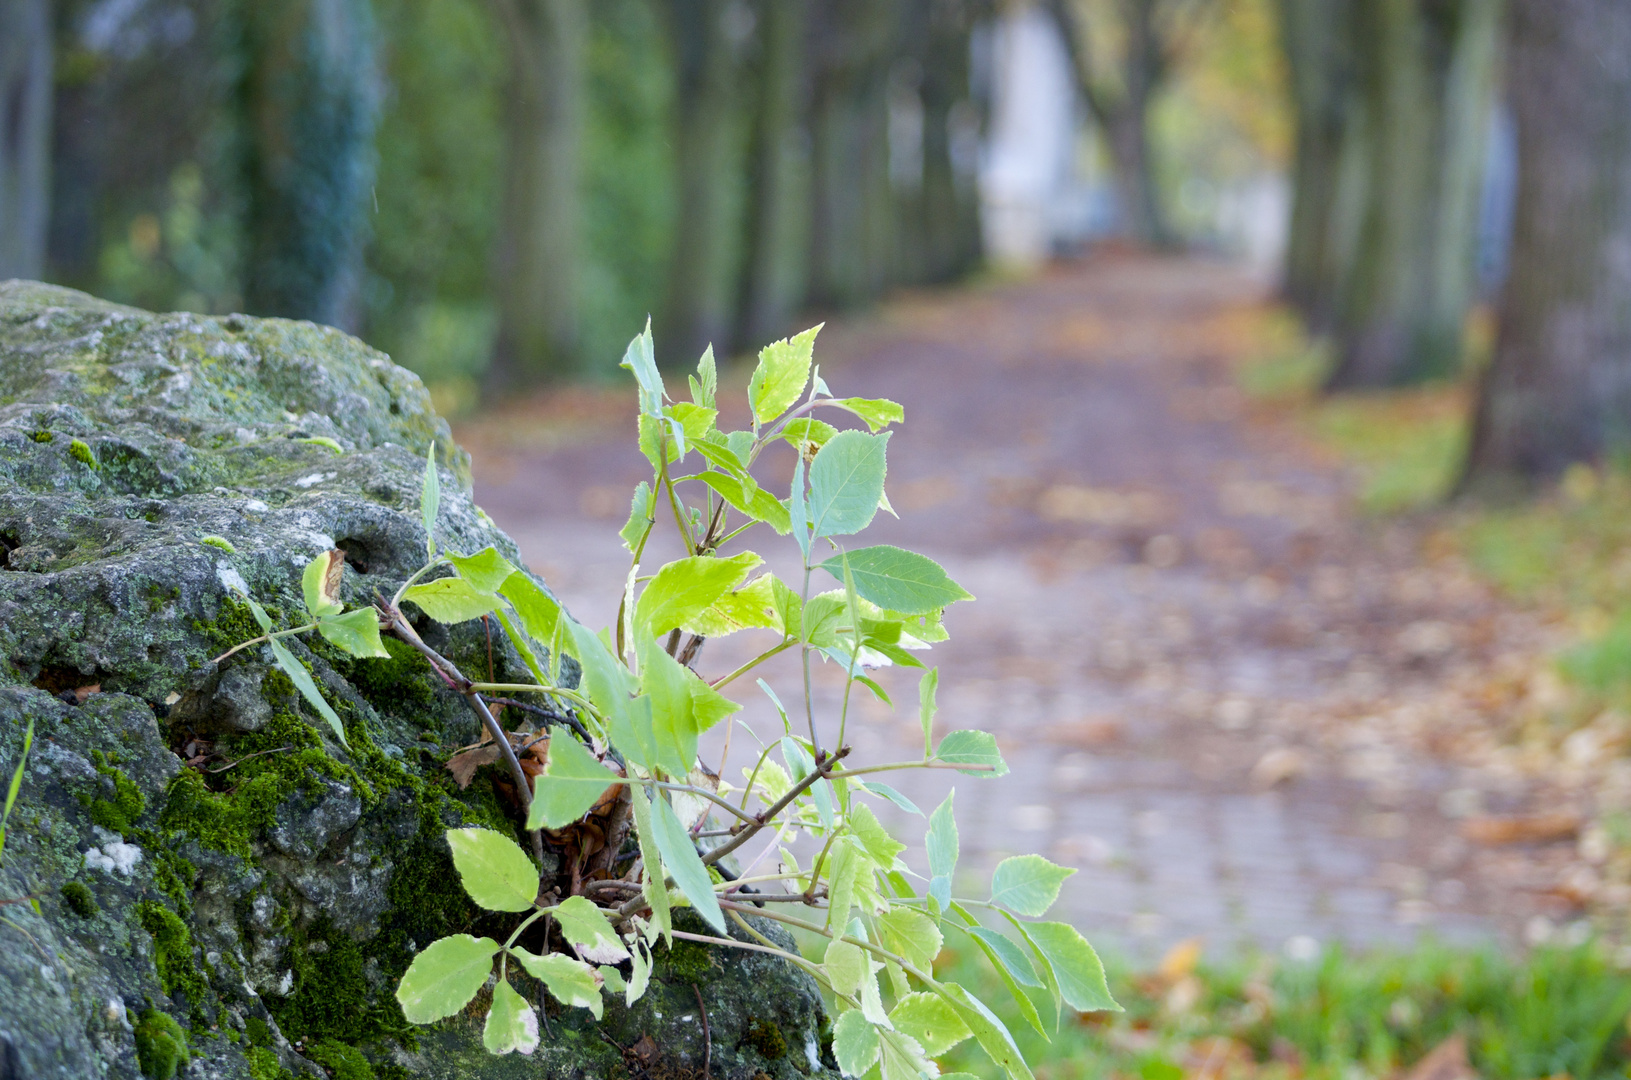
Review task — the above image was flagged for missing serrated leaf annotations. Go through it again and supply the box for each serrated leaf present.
[621,481,654,552]
[935,729,1008,776]
[446,827,538,912]
[990,854,1076,918]
[808,430,890,540]
[649,790,725,932]
[749,324,820,424]
[926,790,958,882]
[448,547,519,593]
[695,472,792,534]
[636,553,762,637]
[831,397,904,432]
[919,669,938,760]
[246,597,273,633]
[553,895,629,963]
[317,607,390,658]
[484,978,540,1055]
[629,785,670,942]
[877,906,942,970]
[850,803,906,868]
[626,937,653,1005]
[567,620,639,752]
[637,634,702,778]
[267,636,347,747]
[693,345,718,408]
[499,574,562,653]
[668,401,718,445]
[422,443,441,558]
[402,576,499,624]
[965,926,1049,1038]
[824,836,862,933]
[302,549,344,618]
[683,572,785,637]
[526,734,622,830]
[782,417,839,453]
[831,1009,880,1077]
[857,781,920,816]
[825,937,867,996]
[889,992,971,1057]
[1002,912,1064,1020]
[818,546,972,616]
[395,935,498,1023]
[1024,922,1121,1013]
[790,453,810,560]
[936,981,1035,1080]
[511,948,605,1019]
[620,319,665,418]
[969,927,1042,988]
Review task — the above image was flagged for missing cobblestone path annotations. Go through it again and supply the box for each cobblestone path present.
[464,256,1554,961]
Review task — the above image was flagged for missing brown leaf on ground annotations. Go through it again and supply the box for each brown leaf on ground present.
[1400,1034,1477,1080]
[1251,747,1308,789]
[1461,813,1580,846]
[1183,1035,1254,1080]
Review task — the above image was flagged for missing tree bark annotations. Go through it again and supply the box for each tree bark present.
[905,0,982,285]
[1324,0,1502,389]
[736,0,808,348]
[1460,0,1631,489]
[240,0,380,328]
[0,0,52,280]
[486,0,586,387]
[660,0,746,366]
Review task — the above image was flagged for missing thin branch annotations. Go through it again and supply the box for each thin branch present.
[693,984,711,1080]
[483,696,593,745]
[210,623,316,665]
[700,745,851,867]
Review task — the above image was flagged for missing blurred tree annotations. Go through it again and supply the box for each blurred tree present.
[486,0,586,386]
[911,0,983,284]
[660,0,750,366]
[1049,0,1215,248]
[1322,0,1501,389]
[0,0,53,279]
[240,0,380,328]
[1277,0,1353,331]
[1460,0,1631,489]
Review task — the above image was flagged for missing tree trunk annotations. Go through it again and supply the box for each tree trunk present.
[487,0,586,387]
[913,0,982,284]
[240,0,379,328]
[1460,0,1631,489]
[660,0,745,366]
[1325,0,1502,389]
[0,0,52,280]
[736,0,809,347]
[1277,0,1354,330]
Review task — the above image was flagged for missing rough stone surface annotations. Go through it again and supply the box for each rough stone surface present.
[0,281,834,1080]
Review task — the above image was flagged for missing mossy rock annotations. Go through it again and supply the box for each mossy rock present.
[0,283,835,1078]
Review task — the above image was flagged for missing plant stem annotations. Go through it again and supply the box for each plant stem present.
[390,557,449,610]
[210,622,318,664]
[709,639,794,690]
[700,745,851,867]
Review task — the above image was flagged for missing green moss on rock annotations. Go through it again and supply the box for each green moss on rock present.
[134,1009,190,1079]
[60,881,98,918]
[138,901,209,1008]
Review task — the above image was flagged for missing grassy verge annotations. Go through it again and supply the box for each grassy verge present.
[934,941,1631,1080]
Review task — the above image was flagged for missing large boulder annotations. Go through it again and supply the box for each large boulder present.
[0,282,834,1080]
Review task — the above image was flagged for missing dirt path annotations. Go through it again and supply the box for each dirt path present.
[462,254,1567,960]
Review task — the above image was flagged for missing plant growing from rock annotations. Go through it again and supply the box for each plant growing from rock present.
[220,324,1119,1078]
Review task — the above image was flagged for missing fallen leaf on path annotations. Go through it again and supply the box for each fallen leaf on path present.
[1251,747,1308,789]
[1462,813,1580,846]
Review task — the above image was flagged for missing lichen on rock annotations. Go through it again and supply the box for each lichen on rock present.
[0,281,836,1079]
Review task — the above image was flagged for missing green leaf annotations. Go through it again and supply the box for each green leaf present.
[629,785,671,942]
[511,948,605,1019]
[625,938,653,1005]
[824,937,867,996]
[246,597,274,633]
[620,319,665,418]
[824,836,862,933]
[635,553,762,637]
[807,430,890,540]
[684,572,785,637]
[668,401,718,444]
[401,577,499,624]
[422,443,440,558]
[446,828,538,912]
[448,547,519,593]
[990,855,1076,918]
[553,895,629,962]
[830,1009,880,1077]
[299,435,344,453]
[849,803,906,868]
[526,735,621,830]
[499,574,562,651]
[483,978,540,1055]
[936,981,1035,1080]
[782,417,839,452]
[1002,912,1064,1019]
[695,472,792,534]
[317,607,390,659]
[926,791,958,881]
[566,620,638,745]
[1023,922,1120,1013]
[302,550,344,618]
[877,906,942,970]
[395,935,498,1023]
[935,729,1009,776]
[267,636,348,748]
[965,926,1049,1038]
[749,324,820,424]
[637,635,701,778]
[819,546,972,616]
[889,993,971,1057]
[790,453,810,560]
[691,345,718,408]
[621,481,654,552]
[919,669,938,760]
[857,781,920,816]
[969,927,1042,989]
[649,790,725,932]
[831,397,905,432]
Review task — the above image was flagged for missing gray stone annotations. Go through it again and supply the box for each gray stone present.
[0,282,835,1079]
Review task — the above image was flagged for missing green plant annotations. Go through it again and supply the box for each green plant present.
[134,1009,191,1079]
[220,324,1117,1077]
[0,716,32,864]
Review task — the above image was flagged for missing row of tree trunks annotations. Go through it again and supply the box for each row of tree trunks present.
[0,0,53,281]
[1460,0,1631,489]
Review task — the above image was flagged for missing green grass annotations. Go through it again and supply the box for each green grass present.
[932,943,1631,1080]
